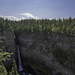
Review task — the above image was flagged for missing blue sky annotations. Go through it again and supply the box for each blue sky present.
[0,0,75,20]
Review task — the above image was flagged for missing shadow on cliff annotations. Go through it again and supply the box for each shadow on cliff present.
[15,37,39,75]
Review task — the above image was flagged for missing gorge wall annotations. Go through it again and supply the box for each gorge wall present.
[1,30,75,75]
[18,31,75,75]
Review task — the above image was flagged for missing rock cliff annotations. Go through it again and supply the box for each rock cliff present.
[19,31,75,75]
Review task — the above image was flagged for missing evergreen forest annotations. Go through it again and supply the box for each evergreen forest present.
[0,17,75,36]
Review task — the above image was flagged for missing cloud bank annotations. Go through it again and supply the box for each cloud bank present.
[20,13,39,19]
[0,15,21,21]
[0,13,39,20]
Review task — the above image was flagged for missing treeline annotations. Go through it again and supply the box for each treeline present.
[0,17,75,36]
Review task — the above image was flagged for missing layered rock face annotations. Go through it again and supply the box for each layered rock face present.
[0,30,17,71]
[19,31,75,75]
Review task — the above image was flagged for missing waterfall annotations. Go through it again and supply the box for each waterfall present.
[17,45,23,71]
[15,37,30,75]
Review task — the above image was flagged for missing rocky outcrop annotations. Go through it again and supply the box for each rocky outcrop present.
[19,31,75,75]
[1,30,17,71]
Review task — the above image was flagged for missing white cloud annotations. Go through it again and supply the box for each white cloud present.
[5,16,19,20]
[21,17,26,20]
[0,12,39,20]
[0,15,26,21]
[0,15,20,20]
[49,18,53,20]
[20,13,39,19]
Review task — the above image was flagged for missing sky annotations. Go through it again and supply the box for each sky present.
[0,0,75,20]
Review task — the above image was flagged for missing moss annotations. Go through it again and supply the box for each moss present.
[53,47,75,73]
[52,47,68,65]
[0,40,3,43]
[56,72,62,75]
[23,59,52,75]
[34,65,51,75]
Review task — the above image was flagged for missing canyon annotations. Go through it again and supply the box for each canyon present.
[1,30,75,75]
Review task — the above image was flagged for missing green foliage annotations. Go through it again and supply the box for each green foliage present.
[0,49,13,62]
[56,72,62,75]
[0,62,8,75]
[0,49,19,75]
[0,35,14,75]
[9,59,19,75]
[0,17,12,30]
[35,66,51,75]
[0,17,75,36]
[0,40,3,43]
[52,47,68,65]
[12,18,75,36]
[0,17,75,75]
[0,36,5,39]
[52,47,75,73]
[0,48,12,75]
[0,42,12,75]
